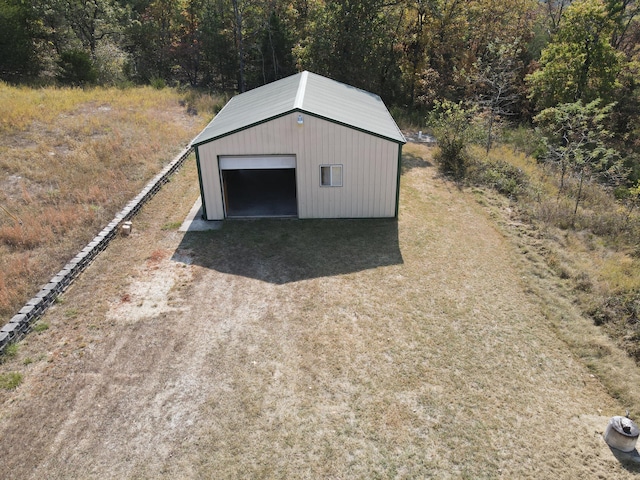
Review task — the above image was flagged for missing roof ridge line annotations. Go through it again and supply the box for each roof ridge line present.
[293,71,308,109]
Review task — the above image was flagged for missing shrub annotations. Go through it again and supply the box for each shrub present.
[504,125,546,159]
[533,198,578,230]
[428,100,476,179]
[3,343,18,358]
[589,292,640,326]
[93,41,130,86]
[468,158,529,199]
[180,90,228,117]
[150,77,166,89]
[57,50,98,86]
[33,322,49,333]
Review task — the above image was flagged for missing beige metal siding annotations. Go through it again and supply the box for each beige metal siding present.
[197,145,225,219]
[197,112,399,219]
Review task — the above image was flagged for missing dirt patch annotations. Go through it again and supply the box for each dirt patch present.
[107,248,193,325]
[0,147,638,478]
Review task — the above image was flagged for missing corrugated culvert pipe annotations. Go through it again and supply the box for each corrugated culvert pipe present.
[604,416,639,453]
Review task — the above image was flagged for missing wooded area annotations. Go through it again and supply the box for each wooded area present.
[1,0,639,187]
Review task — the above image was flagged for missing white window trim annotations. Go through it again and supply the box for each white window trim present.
[320,164,343,187]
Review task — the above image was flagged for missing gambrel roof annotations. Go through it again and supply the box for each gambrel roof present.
[192,71,406,146]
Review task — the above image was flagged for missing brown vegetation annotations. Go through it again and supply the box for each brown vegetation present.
[0,84,211,322]
[461,143,640,366]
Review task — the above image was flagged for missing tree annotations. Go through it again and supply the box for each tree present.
[296,0,403,100]
[527,0,626,109]
[471,39,524,152]
[259,10,295,84]
[534,99,621,223]
[542,0,573,33]
[125,0,180,82]
[230,0,246,91]
[200,0,237,90]
[428,100,477,179]
[63,0,128,57]
[173,0,206,86]
[57,48,98,85]
[606,0,640,52]
[401,0,469,106]
[619,179,640,223]
[0,0,41,79]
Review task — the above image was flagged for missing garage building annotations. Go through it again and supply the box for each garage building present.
[191,71,406,220]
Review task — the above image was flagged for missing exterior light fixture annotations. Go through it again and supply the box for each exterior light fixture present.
[297,114,304,125]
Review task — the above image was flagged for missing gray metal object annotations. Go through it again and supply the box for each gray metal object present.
[604,416,639,453]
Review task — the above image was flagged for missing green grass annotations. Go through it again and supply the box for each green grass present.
[32,322,49,333]
[161,221,183,231]
[3,343,18,359]
[0,372,22,390]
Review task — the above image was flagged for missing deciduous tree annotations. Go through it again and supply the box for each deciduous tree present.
[527,0,625,109]
[534,99,621,223]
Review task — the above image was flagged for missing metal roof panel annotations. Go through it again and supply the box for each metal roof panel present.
[192,71,406,146]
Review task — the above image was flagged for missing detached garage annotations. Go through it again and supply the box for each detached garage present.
[192,71,406,219]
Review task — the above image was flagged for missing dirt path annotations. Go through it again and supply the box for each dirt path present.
[0,150,638,478]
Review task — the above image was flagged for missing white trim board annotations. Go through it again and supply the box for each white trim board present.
[219,155,296,170]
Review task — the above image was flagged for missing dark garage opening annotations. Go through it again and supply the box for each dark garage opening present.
[222,169,298,217]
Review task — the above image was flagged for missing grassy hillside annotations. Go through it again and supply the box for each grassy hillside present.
[458,141,640,369]
[0,84,214,322]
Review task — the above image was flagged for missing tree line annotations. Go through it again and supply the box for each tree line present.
[1,0,639,186]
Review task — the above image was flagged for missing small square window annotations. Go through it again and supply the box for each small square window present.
[320,165,343,187]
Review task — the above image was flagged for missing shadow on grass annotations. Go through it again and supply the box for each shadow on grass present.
[173,218,403,284]
[402,151,433,174]
[609,446,640,473]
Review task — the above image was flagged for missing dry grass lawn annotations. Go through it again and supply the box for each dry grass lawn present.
[0,143,639,478]
[0,84,208,319]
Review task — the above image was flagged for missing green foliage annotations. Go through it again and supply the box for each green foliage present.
[428,101,477,179]
[0,0,40,79]
[617,180,640,221]
[33,322,49,333]
[3,342,18,358]
[150,77,166,89]
[259,11,296,84]
[296,0,404,101]
[526,0,625,109]
[199,0,238,91]
[93,40,130,85]
[469,159,530,199]
[389,105,428,130]
[534,99,621,221]
[0,372,22,389]
[504,126,546,158]
[57,50,98,86]
[59,0,127,55]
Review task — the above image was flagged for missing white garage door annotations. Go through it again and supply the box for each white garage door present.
[219,155,296,170]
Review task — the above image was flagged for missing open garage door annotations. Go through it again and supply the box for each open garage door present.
[219,155,297,218]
